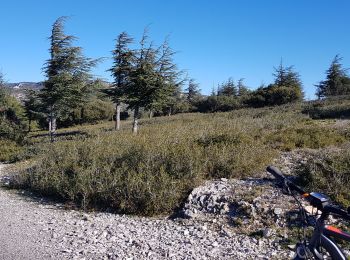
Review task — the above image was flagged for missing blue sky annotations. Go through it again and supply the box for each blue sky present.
[1,0,350,99]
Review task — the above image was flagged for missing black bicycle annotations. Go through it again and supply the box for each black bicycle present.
[267,166,350,260]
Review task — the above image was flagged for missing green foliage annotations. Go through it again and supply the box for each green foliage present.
[267,84,303,105]
[297,144,350,207]
[18,132,204,215]
[237,78,251,97]
[0,74,27,162]
[193,78,252,113]
[76,99,114,123]
[245,62,303,107]
[303,96,350,119]
[0,73,27,147]
[316,55,350,98]
[196,95,240,112]
[107,31,134,104]
[217,77,237,97]
[273,61,302,89]
[185,78,201,106]
[163,93,191,115]
[40,16,98,135]
[266,124,348,151]
[13,98,350,216]
[56,99,114,127]
[23,89,44,131]
[17,108,303,215]
[246,84,303,107]
[115,30,184,131]
[0,139,24,162]
[0,116,26,143]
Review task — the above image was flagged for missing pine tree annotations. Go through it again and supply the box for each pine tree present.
[40,17,97,141]
[127,30,156,133]
[316,55,350,98]
[271,61,303,103]
[23,89,42,132]
[153,39,184,117]
[185,78,201,104]
[273,61,302,89]
[123,30,183,133]
[107,32,134,130]
[237,78,250,97]
[217,77,237,97]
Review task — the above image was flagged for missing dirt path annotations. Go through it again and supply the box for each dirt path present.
[0,163,293,259]
[0,164,60,259]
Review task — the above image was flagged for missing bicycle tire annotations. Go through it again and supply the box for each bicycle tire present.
[318,235,346,260]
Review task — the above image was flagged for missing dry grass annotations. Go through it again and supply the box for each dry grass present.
[12,102,350,215]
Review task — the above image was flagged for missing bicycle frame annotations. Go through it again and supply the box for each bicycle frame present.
[266,165,350,259]
[307,214,350,260]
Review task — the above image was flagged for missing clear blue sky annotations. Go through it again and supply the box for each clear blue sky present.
[1,0,350,99]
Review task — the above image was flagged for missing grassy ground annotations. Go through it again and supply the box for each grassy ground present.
[8,98,350,216]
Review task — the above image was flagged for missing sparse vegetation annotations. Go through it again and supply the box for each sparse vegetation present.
[297,143,350,207]
[0,139,24,162]
[12,101,350,215]
[303,95,350,119]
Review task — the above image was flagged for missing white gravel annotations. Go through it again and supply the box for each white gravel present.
[0,163,293,259]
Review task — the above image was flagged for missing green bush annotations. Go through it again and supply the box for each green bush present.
[297,144,350,207]
[195,96,240,113]
[0,139,24,162]
[245,84,303,107]
[15,104,349,216]
[303,101,350,119]
[0,119,25,143]
[57,99,114,127]
[265,125,348,151]
[0,90,27,162]
[16,109,290,215]
[17,134,204,215]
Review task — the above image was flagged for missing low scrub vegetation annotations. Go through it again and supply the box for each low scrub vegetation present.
[14,103,350,216]
[0,139,24,162]
[297,144,350,207]
[303,95,350,119]
[265,125,348,151]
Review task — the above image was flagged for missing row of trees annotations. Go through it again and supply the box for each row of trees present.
[37,17,305,136]
[2,17,350,138]
[106,29,183,133]
[192,55,350,113]
[191,62,303,113]
[29,17,185,136]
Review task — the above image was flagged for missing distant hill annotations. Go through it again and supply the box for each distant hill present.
[5,82,43,90]
[4,82,44,100]
[4,80,112,100]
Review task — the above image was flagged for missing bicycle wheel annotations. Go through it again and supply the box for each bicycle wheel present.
[293,243,332,260]
[317,235,346,260]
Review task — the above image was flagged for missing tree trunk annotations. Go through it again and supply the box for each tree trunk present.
[132,106,139,134]
[149,110,153,119]
[168,107,172,116]
[115,103,121,130]
[49,113,57,142]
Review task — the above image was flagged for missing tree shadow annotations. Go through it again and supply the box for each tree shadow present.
[29,130,88,140]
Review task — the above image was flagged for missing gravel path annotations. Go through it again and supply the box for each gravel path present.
[0,164,58,259]
[0,163,292,259]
